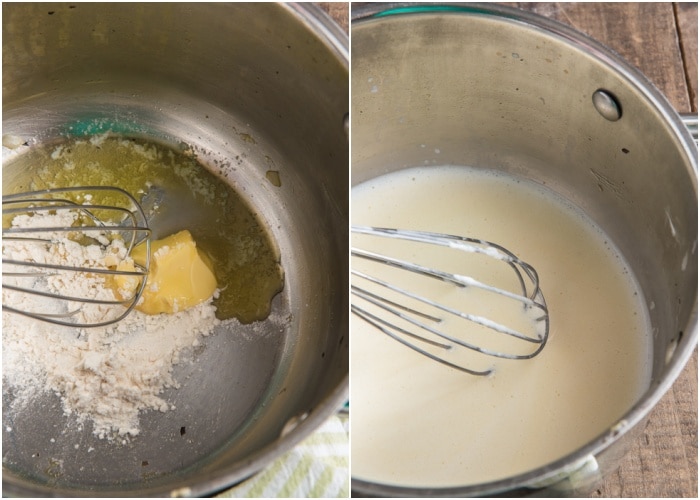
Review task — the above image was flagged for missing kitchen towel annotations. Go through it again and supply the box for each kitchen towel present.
[218,412,349,498]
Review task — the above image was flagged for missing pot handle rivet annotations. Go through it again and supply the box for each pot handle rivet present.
[592,89,622,121]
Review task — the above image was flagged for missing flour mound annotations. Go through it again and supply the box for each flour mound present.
[2,210,221,440]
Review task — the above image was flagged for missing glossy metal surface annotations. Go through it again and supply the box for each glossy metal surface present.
[3,3,348,496]
[351,225,549,376]
[351,3,696,496]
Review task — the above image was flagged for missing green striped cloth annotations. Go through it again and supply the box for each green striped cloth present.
[218,413,349,498]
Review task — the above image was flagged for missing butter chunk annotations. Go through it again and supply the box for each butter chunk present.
[130,230,217,314]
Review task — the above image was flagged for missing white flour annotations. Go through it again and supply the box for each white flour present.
[3,209,221,440]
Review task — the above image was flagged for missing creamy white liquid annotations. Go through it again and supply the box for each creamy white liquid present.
[351,166,652,487]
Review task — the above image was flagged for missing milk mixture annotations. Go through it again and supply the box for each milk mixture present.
[351,166,652,487]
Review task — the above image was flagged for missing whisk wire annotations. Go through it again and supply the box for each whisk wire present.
[352,302,491,376]
[351,225,550,375]
[3,195,148,250]
[2,186,152,327]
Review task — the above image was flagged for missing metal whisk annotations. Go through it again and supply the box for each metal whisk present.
[351,226,550,375]
[2,186,151,327]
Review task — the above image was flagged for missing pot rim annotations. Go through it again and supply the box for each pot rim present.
[287,2,349,64]
[350,3,697,496]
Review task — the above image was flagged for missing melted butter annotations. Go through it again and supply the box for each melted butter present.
[126,230,217,315]
[2,135,284,323]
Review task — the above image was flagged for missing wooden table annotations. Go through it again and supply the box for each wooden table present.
[505,3,697,497]
[325,2,697,497]
[319,2,349,34]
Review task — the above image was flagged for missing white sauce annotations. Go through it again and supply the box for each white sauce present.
[351,165,652,487]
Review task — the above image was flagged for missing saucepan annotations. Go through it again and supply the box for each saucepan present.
[351,3,696,496]
[2,3,348,496]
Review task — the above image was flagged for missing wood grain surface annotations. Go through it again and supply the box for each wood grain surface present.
[326,2,697,497]
[506,3,697,497]
[319,2,349,34]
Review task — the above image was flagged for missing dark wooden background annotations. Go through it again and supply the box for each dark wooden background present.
[321,2,697,497]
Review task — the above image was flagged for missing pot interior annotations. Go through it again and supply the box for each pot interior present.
[351,6,696,495]
[2,3,348,496]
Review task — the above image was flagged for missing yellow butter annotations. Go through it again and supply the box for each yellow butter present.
[127,230,217,314]
[113,259,140,300]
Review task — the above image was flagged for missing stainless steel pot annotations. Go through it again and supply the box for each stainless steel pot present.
[2,3,348,496]
[351,3,697,496]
